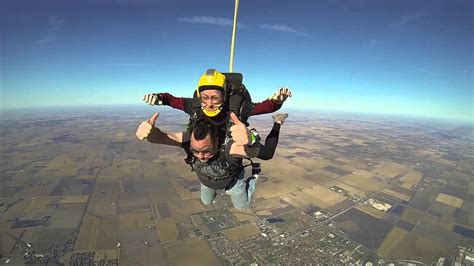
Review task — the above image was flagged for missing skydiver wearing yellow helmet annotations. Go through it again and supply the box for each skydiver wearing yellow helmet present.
[143,68,292,160]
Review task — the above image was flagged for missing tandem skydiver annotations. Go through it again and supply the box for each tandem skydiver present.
[136,110,264,210]
[143,69,292,160]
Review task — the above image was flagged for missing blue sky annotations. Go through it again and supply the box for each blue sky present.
[1,0,472,122]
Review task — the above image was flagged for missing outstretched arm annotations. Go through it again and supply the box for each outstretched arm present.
[250,87,292,116]
[143,93,194,113]
[136,112,189,146]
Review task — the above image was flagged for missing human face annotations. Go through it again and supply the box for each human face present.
[200,89,223,113]
[190,133,217,162]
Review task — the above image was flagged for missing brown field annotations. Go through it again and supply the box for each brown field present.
[105,249,118,260]
[95,167,122,183]
[147,187,181,205]
[55,162,80,177]
[163,238,220,265]
[290,158,330,172]
[59,195,89,204]
[119,245,167,265]
[94,249,118,262]
[0,231,17,255]
[438,158,457,166]
[338,220,361,232]
[355,205,386,219]
[95,216,119,250]
[311,168,340,179]
[118,191,150,213]
[322,180,367,197]
[0,220,12,231]
[75,217,100,252]
[255,210,273,216]
[3,198,31,221]
[302,185,347,207]
[436,193,463,208]
[280,176,318,191]
[119,211,154,230]
[422,215,455,231]
[232,211,257,222]
[257,156,309,179]
[252,197,286,212]
[15,185,55,198]
[49,208,84,229]
[190,214,204,225]
[175,186,201,201]
[401,207,424,224]
[400,182,414,190]
[155,218,179,243]
[181,199,205,215]
[372,161,408,179]
[350,169,375,179]
[76,174,95,180]
[333,141,352,147]
[114,131,126,141]
[389,234,453,264]
[46,161,63,171]
[335,157,353,164]
[256,181,293,199]
[280,191,312,208]
[340,175,385,192]
[381,188,411,202]
[87,193,118,217]
[25,197,51,211]
[20,209,53,221]
[377,226,409,258]
[415,148,439,158]
[400,171,424,185]
[166,200,193,223]
[468,181,474,195]
[430,201,457,218]
[223,223,261,242]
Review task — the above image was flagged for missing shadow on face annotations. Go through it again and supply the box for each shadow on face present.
[200,89,223,112]
[190,132,217,162]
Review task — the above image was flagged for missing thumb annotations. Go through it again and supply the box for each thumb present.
[229,112,242,125]
[148,112,159,126]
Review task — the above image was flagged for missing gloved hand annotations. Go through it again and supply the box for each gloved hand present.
[143,93,163,105]
[268,87,292,103]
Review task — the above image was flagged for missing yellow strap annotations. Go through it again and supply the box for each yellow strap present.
[229,0,239,72]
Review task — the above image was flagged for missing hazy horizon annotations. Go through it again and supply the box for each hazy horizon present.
[1,103,472,126]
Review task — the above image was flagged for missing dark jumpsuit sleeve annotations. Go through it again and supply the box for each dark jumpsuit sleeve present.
[236,100,283,161]
[158,93,196,116]
[158,93,188,112]
[255,123,281,160]
[249,99,283,116]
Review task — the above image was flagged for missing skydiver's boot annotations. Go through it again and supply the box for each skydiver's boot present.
[272,113,288,125]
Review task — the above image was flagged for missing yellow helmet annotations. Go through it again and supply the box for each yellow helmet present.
[196,69,226,117]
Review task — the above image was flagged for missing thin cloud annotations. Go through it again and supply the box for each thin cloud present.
[413,67,434,74]
[408,65,457,80]
[32,63,160,67]
[179,16,233,26]
[33,15,64,45]
[462,68,472,73]
[49,16,64,31]
[259,24,310,36]
[368,38,386,47]
[390,11,424,27]
[33,35,57,45]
